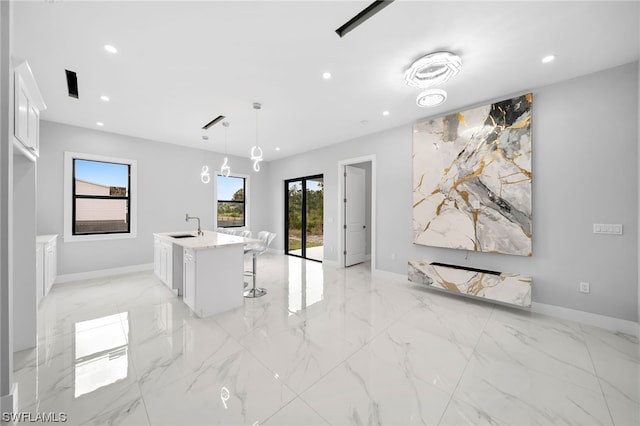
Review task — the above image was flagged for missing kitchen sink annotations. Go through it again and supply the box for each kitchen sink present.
[171,234,196,239]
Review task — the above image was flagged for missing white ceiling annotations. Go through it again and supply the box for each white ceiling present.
[13,1,640,161]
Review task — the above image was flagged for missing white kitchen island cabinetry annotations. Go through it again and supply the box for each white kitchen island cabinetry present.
[36,234,57,298]
[154,231,248,317]
[153,236,173,290]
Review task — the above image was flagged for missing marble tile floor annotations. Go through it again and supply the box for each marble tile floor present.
[5,253,639,425]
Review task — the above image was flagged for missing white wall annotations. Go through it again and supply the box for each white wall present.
[269,62,639,322]
[0,0,13,412]
[37,121,272,276]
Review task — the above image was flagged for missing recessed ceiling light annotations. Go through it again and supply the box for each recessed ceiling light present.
[96,121,104,127]
[202,135,209,141]
[382,110,390,116]
[275,147,281,151]
[100,95,110,102]
[104,44,118,54]
[416,89,447,108]
[405,51,462,89]
[542,54,555,63]
[322,72,332,79]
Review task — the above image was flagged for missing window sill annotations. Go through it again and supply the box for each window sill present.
[63,232,137,243]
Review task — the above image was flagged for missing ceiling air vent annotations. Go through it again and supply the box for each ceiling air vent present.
[65,69,78,99]
[335,0,395,38]
[202,115,226,130]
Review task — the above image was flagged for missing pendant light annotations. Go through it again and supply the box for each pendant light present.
[200,135,210,184]
[221,121,231,177]
[251,102,264,172]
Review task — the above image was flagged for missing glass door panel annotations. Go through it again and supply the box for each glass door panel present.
[285,175,323,262]
[286,180,303,256]
[305,177,323,261]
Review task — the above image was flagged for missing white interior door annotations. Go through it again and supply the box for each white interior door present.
[345,165,366,266]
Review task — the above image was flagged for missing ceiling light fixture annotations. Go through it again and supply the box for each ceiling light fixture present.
[382,110,390,116]
[251,102,264,172]
[322,72,332,79]
[221,121,231,178]
[416,89,447,108]
[96,121,104,127]
[100,95,110,102]
[542,54,556,63]
[404,51,462,89]
[275,147,281,151]
[103,44,118,54]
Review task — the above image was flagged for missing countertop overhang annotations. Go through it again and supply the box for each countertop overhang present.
[154,230,251,249]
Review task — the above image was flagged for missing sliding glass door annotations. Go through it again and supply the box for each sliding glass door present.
[285,175,323,262]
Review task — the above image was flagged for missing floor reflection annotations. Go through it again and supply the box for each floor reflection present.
[74,312,129,398]
[287,257,324,314]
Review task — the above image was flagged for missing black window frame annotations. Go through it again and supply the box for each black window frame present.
[72,158,132,236]
[216,174,246,228]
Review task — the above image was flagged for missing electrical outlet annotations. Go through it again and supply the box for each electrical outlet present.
[593,223,623,235]
[579,282,590,294]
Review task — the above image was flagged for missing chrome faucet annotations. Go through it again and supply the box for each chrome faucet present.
[185,213,203,236]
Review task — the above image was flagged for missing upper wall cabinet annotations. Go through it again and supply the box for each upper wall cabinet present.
[13,59,46,161]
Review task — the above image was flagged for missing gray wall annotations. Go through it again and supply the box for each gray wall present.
[37,121,272,276]
[268,62,639,321]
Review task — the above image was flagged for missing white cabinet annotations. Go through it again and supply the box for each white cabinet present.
[183,249,196,311]
[36,234,57,298]
[14,60,45,160]
[36,244,44,304]
[154,236,173,289]
[44,239,57,295]
[181,245,243,318]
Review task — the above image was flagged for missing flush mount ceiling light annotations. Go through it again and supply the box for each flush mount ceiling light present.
[322,72,332,79]
[103,44,118,54]
[416,89,448,108]
[100,95,110,102]
[404,51,462,89]
[542,54,556,63]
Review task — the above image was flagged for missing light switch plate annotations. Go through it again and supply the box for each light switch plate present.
[593,224,623,235]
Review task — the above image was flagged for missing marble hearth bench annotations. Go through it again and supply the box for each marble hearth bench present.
[408,261,532,308]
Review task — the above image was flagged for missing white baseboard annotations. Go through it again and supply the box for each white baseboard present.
[372,268,639,336]
[55,263,154,284]
[531,302,639,336]
[322,259,339,267]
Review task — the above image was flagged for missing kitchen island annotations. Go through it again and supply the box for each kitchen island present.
[153,230,250,317]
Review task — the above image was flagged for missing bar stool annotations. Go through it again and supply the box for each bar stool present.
[243,231,276,298]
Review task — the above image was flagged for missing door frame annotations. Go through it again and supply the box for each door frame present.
[284,174,324,262]
[337,155,376,270]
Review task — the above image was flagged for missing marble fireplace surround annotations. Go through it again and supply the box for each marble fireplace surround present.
[408,260,532,308]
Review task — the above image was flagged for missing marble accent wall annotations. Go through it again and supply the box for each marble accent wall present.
[413,94,532,256]
[408,261,532,308]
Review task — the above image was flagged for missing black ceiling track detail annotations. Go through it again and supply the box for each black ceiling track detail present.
[202,115,226,130]
[335,0,395,38]
[65,69,78,98]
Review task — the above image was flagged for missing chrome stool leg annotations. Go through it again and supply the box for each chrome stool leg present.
[244,252,267,298]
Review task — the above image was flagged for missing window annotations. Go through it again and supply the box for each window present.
[64,152,137,242]
[216,174,247,228]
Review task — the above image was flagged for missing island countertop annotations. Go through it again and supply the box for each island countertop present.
[154,230,251,250]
